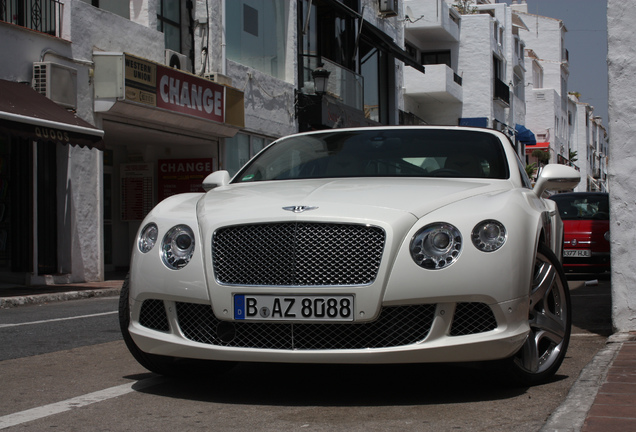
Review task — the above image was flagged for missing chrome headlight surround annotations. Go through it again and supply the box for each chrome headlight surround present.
[471,220,507,252]
[138,223,158,253]
[410,223,462,270]
[161,225,195,270]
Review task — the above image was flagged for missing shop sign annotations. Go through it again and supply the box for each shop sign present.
[158,158,216,201]
[123,54,225,123]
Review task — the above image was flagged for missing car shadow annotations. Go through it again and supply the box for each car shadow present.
[127,361,557,407]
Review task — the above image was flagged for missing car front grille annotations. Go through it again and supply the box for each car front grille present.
[212,222,385,286]
[449,302,497,336]
[139,299,170,332]
[175,302,436,350]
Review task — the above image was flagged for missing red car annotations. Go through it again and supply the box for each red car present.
[549,192,610,273]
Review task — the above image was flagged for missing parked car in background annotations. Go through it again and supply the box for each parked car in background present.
[119,126,581,385]
[549,192,610,274]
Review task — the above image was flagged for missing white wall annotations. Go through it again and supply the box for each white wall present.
[608,0,636,332]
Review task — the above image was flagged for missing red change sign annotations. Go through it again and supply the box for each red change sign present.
[156,66,225,123]
[157,158,214,201]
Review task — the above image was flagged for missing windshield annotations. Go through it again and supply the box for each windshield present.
[551,194,609,220]
[233,129,509,183]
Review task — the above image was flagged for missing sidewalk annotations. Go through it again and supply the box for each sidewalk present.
[0,279,123,308]
[0,282,634,431]
[542,332,636,431]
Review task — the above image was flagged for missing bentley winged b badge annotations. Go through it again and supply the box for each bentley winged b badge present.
[282,205,318,213]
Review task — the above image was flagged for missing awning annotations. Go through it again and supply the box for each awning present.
[525,142,550,154]
[0,80,105,150]
[515,123,537,146]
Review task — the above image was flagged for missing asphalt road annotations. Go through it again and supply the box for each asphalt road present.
[0,276,612,431]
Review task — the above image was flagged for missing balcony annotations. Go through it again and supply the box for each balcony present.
[404,0,460,44]
[301,56,363,111]
[403,64,462,105]
[493,77,510,105]
[0,0,62,37]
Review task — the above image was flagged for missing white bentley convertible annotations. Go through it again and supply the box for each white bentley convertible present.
[120,126,580,385]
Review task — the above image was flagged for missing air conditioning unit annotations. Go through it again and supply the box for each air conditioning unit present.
[32,62,78,109]
[165,49,192,72]
[203,72,233,86]
[379,0,398,17]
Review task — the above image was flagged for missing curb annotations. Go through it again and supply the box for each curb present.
[539,333,628,432]
[0,288,122,309]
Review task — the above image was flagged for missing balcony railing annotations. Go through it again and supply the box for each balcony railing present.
[493,77,510,105]
[1,0,62,37]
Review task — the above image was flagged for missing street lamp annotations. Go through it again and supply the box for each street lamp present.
[312,64,331,95]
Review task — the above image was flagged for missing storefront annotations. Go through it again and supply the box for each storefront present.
[92,53,245,273]
[0,79,105,284]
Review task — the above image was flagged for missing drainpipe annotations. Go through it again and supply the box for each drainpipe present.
[221,0,226,75]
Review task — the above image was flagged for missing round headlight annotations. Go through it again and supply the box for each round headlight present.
[410,223,462,269]
[604,231,610,242]
[138,223,158,253]
[161,225,195,269]
[471,220,506,252]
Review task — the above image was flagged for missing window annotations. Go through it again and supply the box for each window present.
[226,133,273,177]
[421,51,451,67]
[157,0,181,52]
[226,0,288,80]
[82,0,129,19]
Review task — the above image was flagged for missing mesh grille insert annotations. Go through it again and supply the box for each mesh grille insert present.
[139,299,170,332]
[176,302,436,350]
[450,302,497,336]
[212,222,385,286]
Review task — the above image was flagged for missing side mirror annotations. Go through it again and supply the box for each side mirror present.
[533,164,580,197]
[202,170,230,191]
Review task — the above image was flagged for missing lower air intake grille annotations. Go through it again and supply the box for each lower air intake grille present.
[176,302,436,350]
[139,299,170,332]
[450,302,497,336]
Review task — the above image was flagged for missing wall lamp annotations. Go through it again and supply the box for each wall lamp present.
[312,64,331,95]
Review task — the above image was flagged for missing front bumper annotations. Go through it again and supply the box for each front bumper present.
[128,296,530,364]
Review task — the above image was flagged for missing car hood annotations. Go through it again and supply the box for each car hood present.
[197,177,511,223]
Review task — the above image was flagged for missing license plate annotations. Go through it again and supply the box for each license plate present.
[234,294,354,322]
[564,249,591,257]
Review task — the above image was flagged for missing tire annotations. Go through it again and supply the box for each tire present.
[118,274,234,377]
[507,243,571,386]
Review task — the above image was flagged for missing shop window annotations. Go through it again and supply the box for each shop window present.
[157,0,181,52]
[226,0,288,80]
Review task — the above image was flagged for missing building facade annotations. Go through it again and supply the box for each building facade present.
[0,0,417,285]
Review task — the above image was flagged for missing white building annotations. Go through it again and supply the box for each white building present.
[510,2,570,167]
[608,0,635,332]
[568,94,608,192]
[403,0,532,159]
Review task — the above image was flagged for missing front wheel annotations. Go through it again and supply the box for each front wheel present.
[507,243,571,386]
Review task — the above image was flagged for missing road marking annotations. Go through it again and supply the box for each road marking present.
[0,377,163,429]
[0,311,118,329]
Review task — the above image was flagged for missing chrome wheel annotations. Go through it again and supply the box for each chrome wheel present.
[510,243,571,385]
